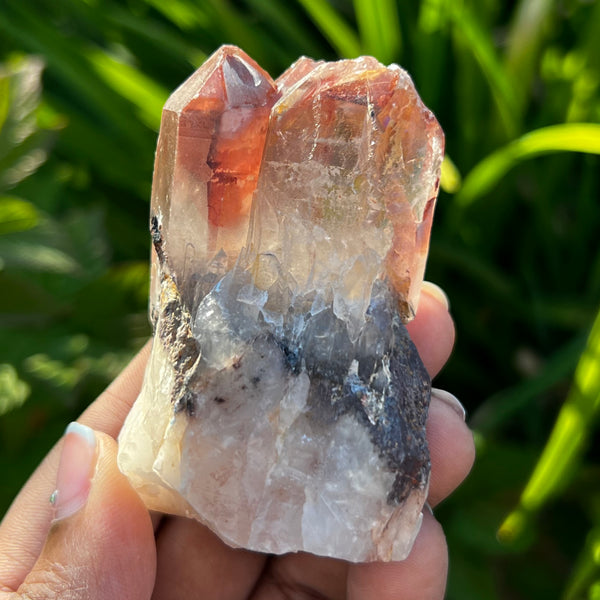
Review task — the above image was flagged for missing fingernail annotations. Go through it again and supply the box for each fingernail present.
[50,422,97,521]
[431,388,466,421]
[422,281,450,310]
[424,502,434,516]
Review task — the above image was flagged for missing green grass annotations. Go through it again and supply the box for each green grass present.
[0,1,599,598]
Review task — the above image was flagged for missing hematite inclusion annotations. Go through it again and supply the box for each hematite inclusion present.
[118,45,444,562]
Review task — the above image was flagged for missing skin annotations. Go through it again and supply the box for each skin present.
[0,284,475,600]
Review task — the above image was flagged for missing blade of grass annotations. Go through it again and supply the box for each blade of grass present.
[85,49,169,131]
[581,1,600,74]
[429,240,517,302]
[104,6,206,68]
[49,96,150,198]
[244,0,324,60]
[498,303,600,544]
[353,0,401,63]
[0,237,80,274]
[202,0,278,66]
[0,55,44,166]
[296,0,362,58]
[413,1,450,110]
[471,334,586,433]
[0,76,9,134]
[142,0,212,31]
[563,526,600,600]
[418,0,448,34]
[566,2,600,123]
[505,0,555,113]
[440,155,461,193]
[0,5,150,153]
[144,0,288,73]
[456,123,600,207]
[447,2,520,138]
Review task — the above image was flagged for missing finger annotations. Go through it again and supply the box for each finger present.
[247,512,447,600]
[407,282,455,378]
[8,424,155,599]
[152,516,265,600]
[426,390,475,507]
[249,553,347,600]
[0,343,152,590]
[405,283,473,505]
[347,511,448,600]
[0,442,61,592]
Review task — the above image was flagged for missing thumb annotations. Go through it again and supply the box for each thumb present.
[17,423,156,600]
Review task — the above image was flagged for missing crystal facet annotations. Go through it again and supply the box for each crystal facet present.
[118,46,444,562]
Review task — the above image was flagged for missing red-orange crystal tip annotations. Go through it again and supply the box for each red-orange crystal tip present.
[248,56,444,320]
[149,46,280,308]
[149,45,443,320]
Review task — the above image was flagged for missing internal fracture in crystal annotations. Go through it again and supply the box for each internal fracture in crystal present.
[118,45,444,562]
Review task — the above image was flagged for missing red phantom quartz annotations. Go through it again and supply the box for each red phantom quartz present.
[119,46,445,563]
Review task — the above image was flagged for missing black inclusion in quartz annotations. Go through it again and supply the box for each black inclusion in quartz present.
[298,279,431,506]
[190,270,431,507]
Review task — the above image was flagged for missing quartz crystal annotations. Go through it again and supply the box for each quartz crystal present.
[118,46,444,562]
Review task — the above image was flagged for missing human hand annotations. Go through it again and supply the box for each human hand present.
[0,282,475,600]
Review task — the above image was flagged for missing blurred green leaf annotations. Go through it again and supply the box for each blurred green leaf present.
[457,124,600,206]
[297,0,362,59]
[60,208,110,278]
[440,155,461,193]
[418,0,448,34]
[71,261,150,343]
[564,526,600,600]
[52,100,150,197]
[0,196,39,235]
[0,271,61,327]
[0,54,54,189]
[85,49,168,131]
[0,4,151,154]
[0,207,109,278]
[505,0,555,113]
[244,0,323,61]
[471,334,585,434]
[499,303,600,544]
[0,364,30,416]
[430,240,517,301]
[0,238,79,274]
[354,0,401,63]
[201,0,283,67]
[104,6,206,68]
[0,77,9,132]
[142,0,208,29]
[447,1,520,137]
[0,54,43,158]
[24,353,81,392]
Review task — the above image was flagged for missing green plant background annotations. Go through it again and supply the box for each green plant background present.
[1,0,599,598]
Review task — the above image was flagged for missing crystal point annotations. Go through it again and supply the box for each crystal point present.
[118,46,444,562]
[149,46,279,312]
